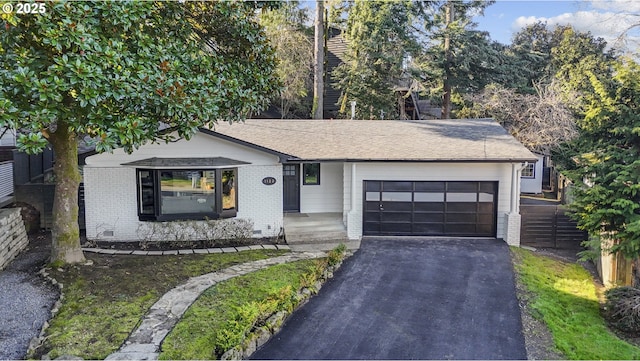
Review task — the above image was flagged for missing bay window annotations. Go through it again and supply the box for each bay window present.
[136,168,237,221]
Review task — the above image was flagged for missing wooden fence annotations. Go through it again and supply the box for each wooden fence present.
[520,204,586,249]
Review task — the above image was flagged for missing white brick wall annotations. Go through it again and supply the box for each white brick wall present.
[300,162,343,213]
[83,131,284,242]
[237,165,283,238]
[504,212,521,246]
[84,164,284,241]
[343,162,515,240]
[84,167,139,240]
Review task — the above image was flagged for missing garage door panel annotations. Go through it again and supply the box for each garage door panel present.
[381,212,412,223]
[446,224,477,234]
[447,213,478,223]
[478,203,494,212]
[477,214,494,224]
[366,182,382,191]
[381,223,412,233]
[365,202,382,211]
[363,181,497,237]
[383,202,413,211]
[414,213,445,222]
[415,202,445,212]
[383,181,413,191]
[447,182,478,192]
[381,192,412,202]
[447,202,477,212]
[477,224,494,234]
[413,223,445,234]
[415,181,446,191]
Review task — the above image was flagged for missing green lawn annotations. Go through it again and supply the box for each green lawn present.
[512,247,640,359]
[159,260,321,360]
[35,249,286,360]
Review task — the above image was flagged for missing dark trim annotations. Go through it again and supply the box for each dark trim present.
[282,164,300,212]
[302,163,321,185]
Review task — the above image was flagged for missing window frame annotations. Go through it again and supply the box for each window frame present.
[521,163,535,179]
[136,168,237,221]
[302,163,321,185]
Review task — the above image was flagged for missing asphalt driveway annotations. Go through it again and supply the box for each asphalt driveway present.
[251,238,526,360]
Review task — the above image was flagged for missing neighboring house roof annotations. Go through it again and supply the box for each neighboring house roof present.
[207,118,537,163]
[325,28,348,118]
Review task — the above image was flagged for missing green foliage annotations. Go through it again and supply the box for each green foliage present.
[159,260,318,360]
[555,59,640,259]
[0,0,279,153]
[333,0,417,119]
[36,249,285,360]
[413,0,494,116]
[0,0,279,262]
[512,247,640,359]
[260,1,313,118]
[604,286,640,334]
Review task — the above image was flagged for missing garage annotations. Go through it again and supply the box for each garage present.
[363,181,497,237]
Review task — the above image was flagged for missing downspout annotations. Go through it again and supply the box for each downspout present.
[511,162,528,213]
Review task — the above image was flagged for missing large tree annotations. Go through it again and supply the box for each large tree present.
[333,0,418,119]
[461,81,578,154]
[0,1,279,264]
[413,0,493,118]
[555,59,640,260]
[260,1,313,118]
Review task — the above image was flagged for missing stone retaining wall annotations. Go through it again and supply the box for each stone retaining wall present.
[0,208,28,270]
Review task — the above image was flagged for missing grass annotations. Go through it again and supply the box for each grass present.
[159,259,320,360]
[34,249,286,360]
[511,247,640,359]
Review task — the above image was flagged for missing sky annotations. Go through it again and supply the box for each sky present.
[473,0,640,51]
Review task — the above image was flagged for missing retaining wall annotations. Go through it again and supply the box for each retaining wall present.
[0,208,28,270]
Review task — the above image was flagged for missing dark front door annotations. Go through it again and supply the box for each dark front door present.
[283,164,300,212]
[363,181,497,237]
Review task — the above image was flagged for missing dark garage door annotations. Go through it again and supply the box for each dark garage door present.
[363,181,497,237]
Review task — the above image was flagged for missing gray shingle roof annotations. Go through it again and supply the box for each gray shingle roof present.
[208,118,536,162]
[121,157,250,168]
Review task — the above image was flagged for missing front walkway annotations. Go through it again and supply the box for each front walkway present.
[105,251,327,360]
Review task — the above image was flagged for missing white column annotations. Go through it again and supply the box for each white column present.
[350,163,356,212]
[510,163,518,213]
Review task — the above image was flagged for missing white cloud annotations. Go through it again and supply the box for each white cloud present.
[512,8,640,52]
[589,0,640,13]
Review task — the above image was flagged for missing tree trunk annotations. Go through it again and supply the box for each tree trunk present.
[442,0,453,119]
[312,0,324,119]
[48,123,85,264]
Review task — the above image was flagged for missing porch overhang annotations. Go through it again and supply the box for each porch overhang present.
[120,157,250,169]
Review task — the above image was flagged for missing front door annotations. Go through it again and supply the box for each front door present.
[283,164,300,212]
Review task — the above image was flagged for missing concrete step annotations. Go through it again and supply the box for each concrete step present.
[284,218,343,227]
[285,223,347,233]
[285,231,349,244]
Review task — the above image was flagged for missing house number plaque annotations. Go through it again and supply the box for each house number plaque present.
[262,177,277,185]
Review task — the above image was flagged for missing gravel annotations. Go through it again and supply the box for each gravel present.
[0,232,59,360]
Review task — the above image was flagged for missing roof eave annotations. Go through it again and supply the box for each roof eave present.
[198,127,298,163]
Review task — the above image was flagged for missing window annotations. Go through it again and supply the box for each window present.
[303,163,320,185]
[136,168,237,221]
[521,163,535,178]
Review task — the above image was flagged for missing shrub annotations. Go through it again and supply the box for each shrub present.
[604,286,640,333]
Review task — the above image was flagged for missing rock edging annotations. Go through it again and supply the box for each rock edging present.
[220,252,350,360]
